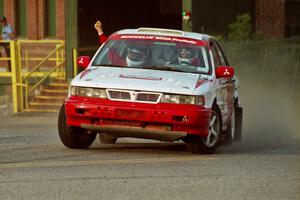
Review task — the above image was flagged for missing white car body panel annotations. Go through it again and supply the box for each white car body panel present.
[71,27,240,131]
[72,67,201,95]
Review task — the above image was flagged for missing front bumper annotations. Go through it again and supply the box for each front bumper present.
[65,96,211,139]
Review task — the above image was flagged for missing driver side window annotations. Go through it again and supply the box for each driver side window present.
[211,45,221,68]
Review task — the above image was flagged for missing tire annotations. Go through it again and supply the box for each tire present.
[58,103,96,149]
[99,133,117,144]
[185,104,222,154]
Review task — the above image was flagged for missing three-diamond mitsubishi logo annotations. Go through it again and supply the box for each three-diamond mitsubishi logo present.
[132,92,137,100]
[79,57,84,64]
[224,69,230,75]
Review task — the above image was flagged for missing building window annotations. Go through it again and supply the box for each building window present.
[45,0,56,37]
[285,1,300,37]
[16,0,27,37]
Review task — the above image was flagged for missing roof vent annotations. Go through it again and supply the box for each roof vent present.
[137,28,184,36]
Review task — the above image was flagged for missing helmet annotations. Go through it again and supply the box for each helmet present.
[177,47,195,65]
[126,45,149,67]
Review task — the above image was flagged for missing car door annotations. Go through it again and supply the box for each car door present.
[210,40,234,128]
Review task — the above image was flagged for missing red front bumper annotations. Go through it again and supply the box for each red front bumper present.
[65,96,211,136]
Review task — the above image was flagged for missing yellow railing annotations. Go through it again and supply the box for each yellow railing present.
[0,39,65,112]
[18,40,65,78]
[0,40,22,112]
[73,48,78,77]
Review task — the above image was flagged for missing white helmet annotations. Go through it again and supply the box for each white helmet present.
[177,47,195,65]
[126,45,149,67]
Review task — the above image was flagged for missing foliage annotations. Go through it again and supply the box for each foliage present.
[228,13,252,42]
[212,34,224,42]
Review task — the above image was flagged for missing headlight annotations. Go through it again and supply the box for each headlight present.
[195,96,205,105]
[161,94,204,105]
[70,86,76,96]
[69,86,107,98]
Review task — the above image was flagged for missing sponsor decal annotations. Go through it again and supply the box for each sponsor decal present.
[182,116,189,123]
[80,68,96,79]
[181,86,190,90]
[110,34,206,46]
[119,74,162,81]
[195,78,209,89]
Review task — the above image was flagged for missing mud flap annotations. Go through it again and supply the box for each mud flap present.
[234,106,243,141]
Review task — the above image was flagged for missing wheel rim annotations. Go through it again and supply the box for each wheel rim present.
[203,110,220,147]
[231,106,236,139]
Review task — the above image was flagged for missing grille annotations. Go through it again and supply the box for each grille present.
[108,91,131,100]
[107,89,161,103]
[136,93,160,102]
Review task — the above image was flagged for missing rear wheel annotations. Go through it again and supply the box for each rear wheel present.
[58,103,96,149]
[185,104,222,154]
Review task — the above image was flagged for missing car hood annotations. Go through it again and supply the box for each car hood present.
[72,67,202,95]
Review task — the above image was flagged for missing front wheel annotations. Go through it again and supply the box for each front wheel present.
[58,103,96,149]
[185,104,222,154]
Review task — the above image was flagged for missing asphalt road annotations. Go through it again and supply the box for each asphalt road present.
[0,105,299,200]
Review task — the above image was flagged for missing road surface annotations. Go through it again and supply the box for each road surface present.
[0,107,299,200]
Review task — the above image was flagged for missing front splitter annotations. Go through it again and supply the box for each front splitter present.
[81,124,187,142]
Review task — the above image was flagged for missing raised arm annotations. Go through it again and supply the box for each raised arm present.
[94,20,108,44]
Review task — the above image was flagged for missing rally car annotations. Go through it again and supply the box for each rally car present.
[58,28,243,154]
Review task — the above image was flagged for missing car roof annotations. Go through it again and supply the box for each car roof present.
[115,28,213,42]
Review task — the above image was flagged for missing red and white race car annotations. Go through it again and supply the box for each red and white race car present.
[58,28,243,154]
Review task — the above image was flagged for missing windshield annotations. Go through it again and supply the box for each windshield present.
[92,34,210,74]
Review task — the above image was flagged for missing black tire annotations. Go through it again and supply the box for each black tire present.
[185,104,222,154]
[99,133,117,144]
[58,103,96,149]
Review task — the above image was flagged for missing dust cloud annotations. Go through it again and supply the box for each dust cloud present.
[225,38,300,151]
[239,79,299,150]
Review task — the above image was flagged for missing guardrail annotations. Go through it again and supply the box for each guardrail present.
[0,40,65,113]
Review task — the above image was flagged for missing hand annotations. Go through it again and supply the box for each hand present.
[94,20,103,33]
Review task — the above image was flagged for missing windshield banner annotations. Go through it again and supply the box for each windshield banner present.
[109,34,207,46]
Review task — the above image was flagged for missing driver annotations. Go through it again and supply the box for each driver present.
[126,45,149,67]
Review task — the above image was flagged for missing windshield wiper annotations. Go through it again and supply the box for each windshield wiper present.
[93,64,127,68]
[142,65,184,72]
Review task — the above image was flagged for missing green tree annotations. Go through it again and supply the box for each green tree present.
[228,13,252,42]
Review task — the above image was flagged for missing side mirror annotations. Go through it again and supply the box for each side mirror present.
[216,66,234,78]
[77,56,91,68]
